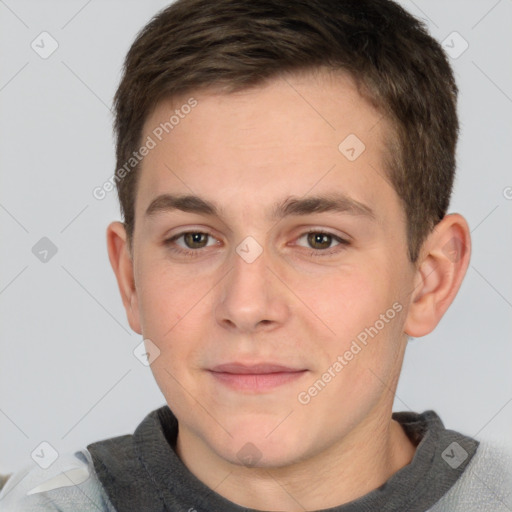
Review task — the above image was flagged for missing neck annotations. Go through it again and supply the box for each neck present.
[176,409,417,511]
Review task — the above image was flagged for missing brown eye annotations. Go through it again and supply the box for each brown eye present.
[307,232,335,250]
[182,232,210,248]
[295,230,350,257]
[164,230,220,258]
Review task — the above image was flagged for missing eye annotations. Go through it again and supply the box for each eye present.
[165,231,220,255]
[178,232,212,249]
[295,230,349,255]
[301,232,336,250]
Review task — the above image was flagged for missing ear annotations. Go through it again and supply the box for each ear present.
[403,213,471,338]
[106,221,142,335]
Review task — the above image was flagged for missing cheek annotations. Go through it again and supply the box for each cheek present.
[135,258,214,335]
[137,268,211,407]
[291,264,385,335]
[294,263,405,373]
[135,261,218,389]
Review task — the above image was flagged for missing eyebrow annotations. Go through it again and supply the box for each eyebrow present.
[144,192,375,221]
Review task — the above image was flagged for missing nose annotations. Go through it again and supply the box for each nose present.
[215,242,290,333]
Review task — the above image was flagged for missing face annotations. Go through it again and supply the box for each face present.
[125,70,417,467]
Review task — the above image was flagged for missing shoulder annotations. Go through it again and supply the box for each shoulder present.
[0,448,115,512]
[429,440,512,512]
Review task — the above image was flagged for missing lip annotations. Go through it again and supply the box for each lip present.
[211,363,304,374]
[208,363,308,392]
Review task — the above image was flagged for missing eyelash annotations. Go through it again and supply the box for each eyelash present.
[164,229,350,258]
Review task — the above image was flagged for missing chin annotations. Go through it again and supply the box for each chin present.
[210,420,308,468]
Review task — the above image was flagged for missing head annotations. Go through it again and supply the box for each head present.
[107,0,470,468]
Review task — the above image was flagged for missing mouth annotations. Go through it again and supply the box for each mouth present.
[208,363,308,392]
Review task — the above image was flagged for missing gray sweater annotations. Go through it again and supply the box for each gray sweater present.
[1,406,511,511]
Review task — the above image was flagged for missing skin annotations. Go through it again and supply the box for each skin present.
[107,69,471,511]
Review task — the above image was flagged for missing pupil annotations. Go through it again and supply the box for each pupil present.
[308,233,331,249]
[186,232,206,248]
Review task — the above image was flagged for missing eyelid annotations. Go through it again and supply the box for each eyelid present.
[170,231,219,249]
[295,227,348,242]
[165,229,222,253]
[163,227,351,258]
[292,228,350,256]
[164,225,221,242]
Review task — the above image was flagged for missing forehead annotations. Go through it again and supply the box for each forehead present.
[135,70,400,226]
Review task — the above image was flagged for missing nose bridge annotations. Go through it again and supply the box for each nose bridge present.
[215,236,288,331]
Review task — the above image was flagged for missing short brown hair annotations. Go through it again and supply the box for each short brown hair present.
[113,0,458,263]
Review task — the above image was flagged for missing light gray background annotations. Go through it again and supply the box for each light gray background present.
[1,0,511,475]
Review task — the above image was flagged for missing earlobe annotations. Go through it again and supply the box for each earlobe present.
[106,221,142,334]
[403,214,471,338]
